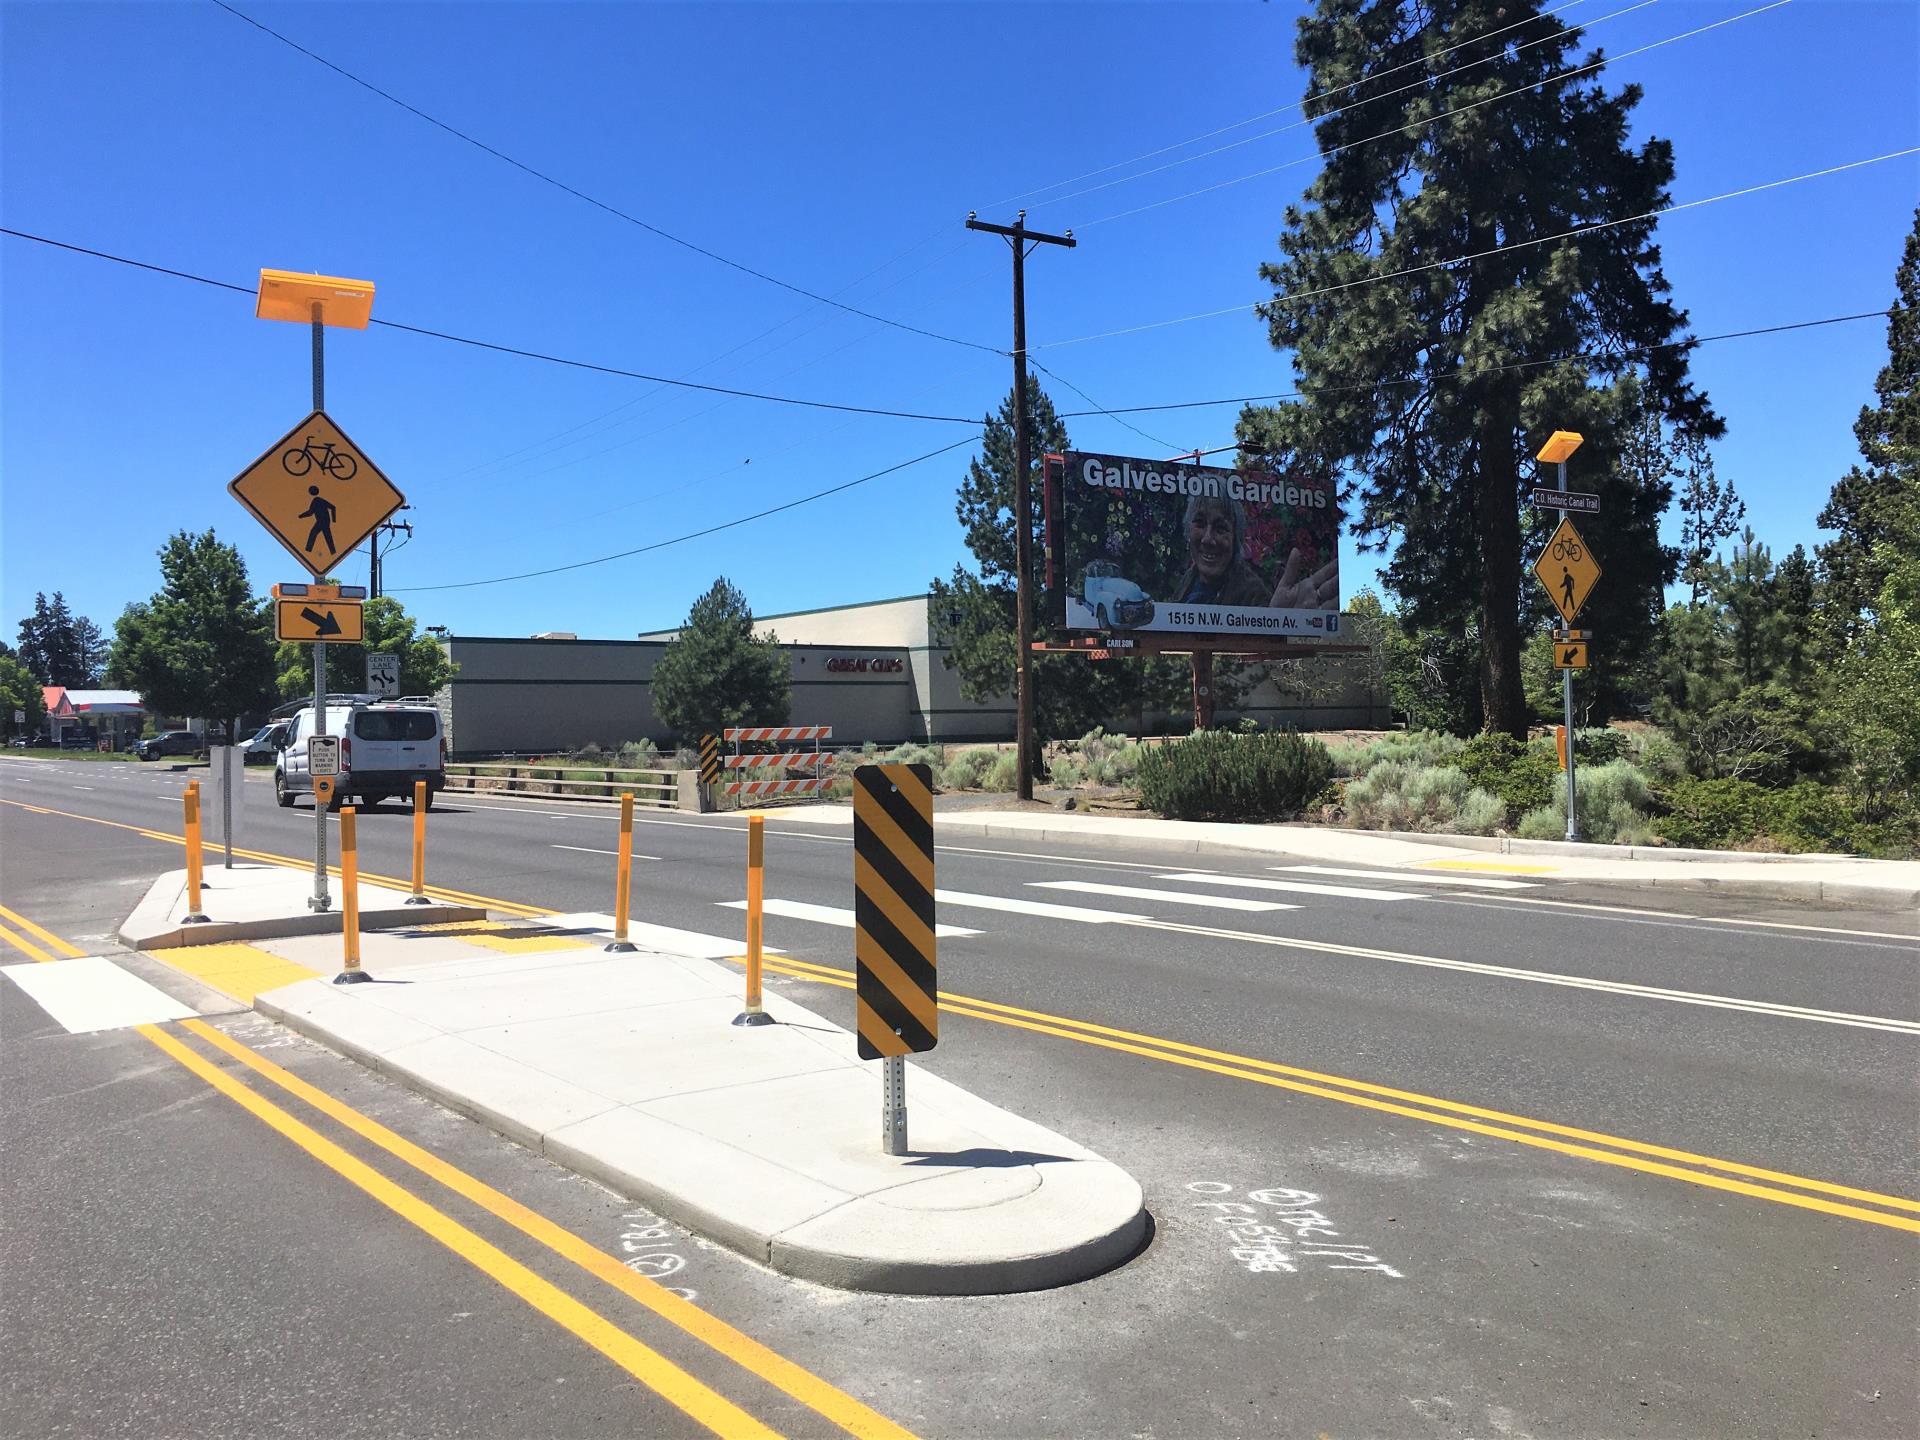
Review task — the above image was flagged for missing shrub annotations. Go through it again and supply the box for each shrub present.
[1517,760,1655,844]
[944,746,1001,790]
[1137,730,1334,821]
[882,742,944,786]
[1072,727,1146,787]
[1048,754,1087,788]
[615,738,661,770]
[574,742,606,763]
[1327,731,1467,778]
[1627,729,1686,782]
[1455,733,1557,820]
[986,751,1019,792]
[1573,727,1630,764]
[1343,762,1504,834]
[1654,778,1865,853]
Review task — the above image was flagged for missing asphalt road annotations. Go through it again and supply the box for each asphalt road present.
[2,755,1915,1439]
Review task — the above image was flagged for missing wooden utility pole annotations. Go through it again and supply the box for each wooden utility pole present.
[966,210,1074,800]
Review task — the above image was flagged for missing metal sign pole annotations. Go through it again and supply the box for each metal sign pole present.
[309,303,332,912]
[882,1054,907,1155]
[1559,455,1578,843]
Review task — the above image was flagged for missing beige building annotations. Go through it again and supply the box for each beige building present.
[436,593,1385,756]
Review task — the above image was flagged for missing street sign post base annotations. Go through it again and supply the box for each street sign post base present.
[306,894,333,913]
[882,1054,908,1156]
[332,969,372,986]
[731,1008,776,1028]
[603,939,638,954]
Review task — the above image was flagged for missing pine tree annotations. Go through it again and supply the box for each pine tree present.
[649,578,790,743]
[15,591,104,688]
[1243,0,1716,737]
[1675,436,1745,604]
[1820,205,1919,633]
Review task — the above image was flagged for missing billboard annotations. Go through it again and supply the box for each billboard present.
[1051,451,1340,639]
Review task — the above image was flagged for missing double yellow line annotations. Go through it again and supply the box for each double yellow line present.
[744,952,1920,1236]
[0,901,913,1440]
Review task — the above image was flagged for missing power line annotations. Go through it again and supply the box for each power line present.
[985,0,1603,214]
[1076,0,1794,230]
[1041,146,1919,348]
[1055,309,1889,420]
[393,436,979,594]
[399,305,1884,596]
[1034,0,1658,217]
[206,0,1002,357]
[1027,358,1183,453]
[0,226,986,424]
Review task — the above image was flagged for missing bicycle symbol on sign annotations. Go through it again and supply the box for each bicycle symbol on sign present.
[281,435,358,482]
[1550,535,1584,563]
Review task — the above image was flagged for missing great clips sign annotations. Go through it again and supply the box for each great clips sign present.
[824,656,905,674]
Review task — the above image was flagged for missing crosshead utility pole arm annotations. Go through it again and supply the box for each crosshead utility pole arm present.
[967,211,1074,802]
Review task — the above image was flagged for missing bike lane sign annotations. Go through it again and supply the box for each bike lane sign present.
[228,409,405,578]
[1532,516,1601,626]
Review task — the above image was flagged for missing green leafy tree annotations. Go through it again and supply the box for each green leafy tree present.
[929,380,1191,744]
[1241,0,1716,738]
[650,578,790,743]
[1830,515,1920,826]
[1820,206,1919,635]
[0,654,47,738]
[107,530,276,737]
[274,596,456,700]
[15,591,106,687]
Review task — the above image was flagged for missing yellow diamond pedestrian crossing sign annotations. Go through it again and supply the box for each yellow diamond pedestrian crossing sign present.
[229,410,404,578]
[1532,516,1600,626]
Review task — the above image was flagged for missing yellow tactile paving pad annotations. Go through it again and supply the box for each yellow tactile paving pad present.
[1418,859,1558,875]
[162,942,321,1004]
[404,920,592,955]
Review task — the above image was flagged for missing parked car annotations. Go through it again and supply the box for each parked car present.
[135,731,205,761]
[276,698,446,810]
[1082,560,1155,629]
[243,721,291,765]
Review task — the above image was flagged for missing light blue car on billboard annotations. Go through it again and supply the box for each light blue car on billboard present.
[1082,560,1155,629]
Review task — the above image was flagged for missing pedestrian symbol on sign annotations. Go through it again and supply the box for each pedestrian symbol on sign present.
[299,487,338,556]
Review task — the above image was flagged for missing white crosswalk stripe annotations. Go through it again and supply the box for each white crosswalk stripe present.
[3,956,194,1033]
[719,898,982,938]
[1029,880,1298,913]
[1272,864,1539,891]
[935,890,1148,924]
[1157,872,1425,902]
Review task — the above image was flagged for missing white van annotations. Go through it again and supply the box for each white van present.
[275,696,446,810]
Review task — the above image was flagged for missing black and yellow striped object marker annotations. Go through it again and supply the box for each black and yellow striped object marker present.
[852,763,936,1063]
[698,734,722,788]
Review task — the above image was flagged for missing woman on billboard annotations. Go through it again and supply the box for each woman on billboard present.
[1170,492,1338,609]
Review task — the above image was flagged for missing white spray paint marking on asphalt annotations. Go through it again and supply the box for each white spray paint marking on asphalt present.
[1186,1180,1403,1277]
[1157,872,1426,902]
[1030,880,1298,913]
[2,956,194,1033]
[718,898,982,938]
[1273,865,1537,891]
[550,844,662,861]
[617,1207,698,1302]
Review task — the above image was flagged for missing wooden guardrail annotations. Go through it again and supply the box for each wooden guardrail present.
[441,761,680,809]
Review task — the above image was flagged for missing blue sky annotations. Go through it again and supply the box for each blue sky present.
[3,0,1915,645]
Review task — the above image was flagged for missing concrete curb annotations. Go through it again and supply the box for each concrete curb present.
[254,939,1148,1296]
[117,865,486,950]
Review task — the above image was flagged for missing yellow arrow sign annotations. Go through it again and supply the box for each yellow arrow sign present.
[1553,640,1588,669]
[1532,516,1601,626]
[229,410,404,578]
[275,597,363,644]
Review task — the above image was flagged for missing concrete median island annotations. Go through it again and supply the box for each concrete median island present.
[249,915,1148,1295]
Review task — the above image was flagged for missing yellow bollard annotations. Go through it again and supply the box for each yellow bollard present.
[733,814,772,1027]
[405,779,432,905]
[606,791,637,952]
[333,806,370,984]
[182,784,209,924]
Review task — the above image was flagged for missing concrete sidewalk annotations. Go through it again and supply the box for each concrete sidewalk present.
[760,804,1920,908]
[249,916,1146,1295]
